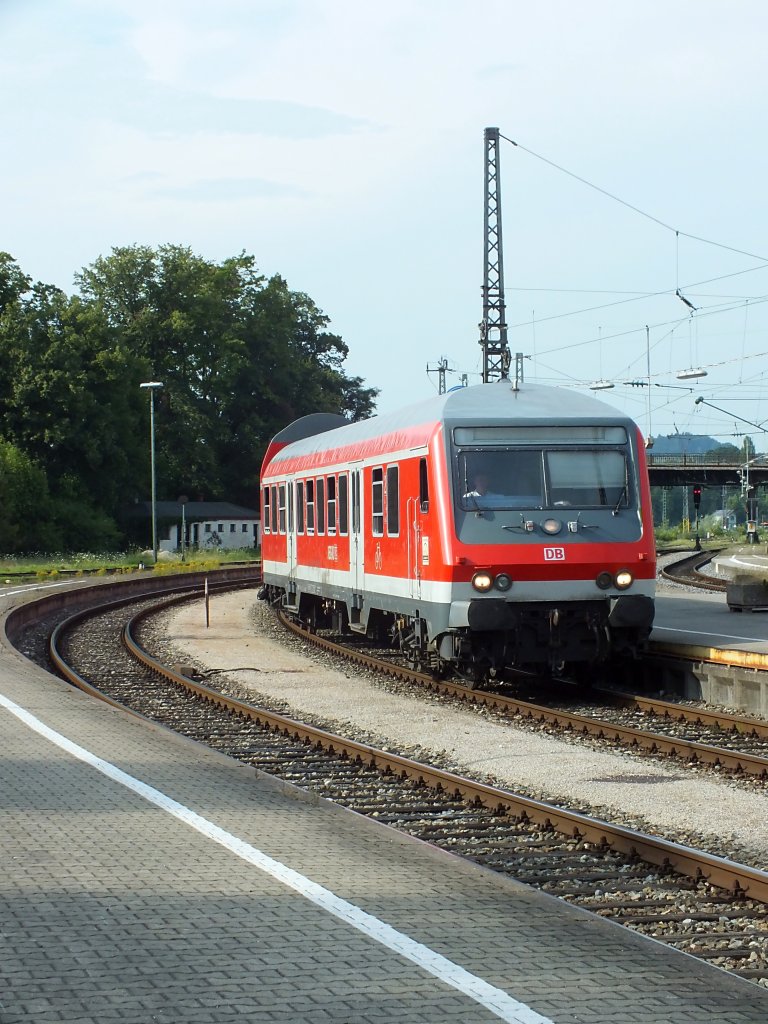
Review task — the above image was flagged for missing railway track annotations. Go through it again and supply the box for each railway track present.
[275,610,768,785]
[23,578,768,986]
[661,548,727,592]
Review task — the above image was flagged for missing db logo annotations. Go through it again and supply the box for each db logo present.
[544,547,566,561]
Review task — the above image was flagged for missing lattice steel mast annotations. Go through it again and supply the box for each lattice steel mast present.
[479,127,512,383]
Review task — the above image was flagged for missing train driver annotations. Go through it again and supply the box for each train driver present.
[463,472,503,508]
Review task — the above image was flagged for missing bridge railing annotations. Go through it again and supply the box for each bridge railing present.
[646,453,745,468]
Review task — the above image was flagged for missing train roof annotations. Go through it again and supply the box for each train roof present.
[262,381,639,472]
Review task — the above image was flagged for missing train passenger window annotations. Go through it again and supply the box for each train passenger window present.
[419,458,429,512]
[316,478,325,534]
[262,487,270,533]
[306,479,315,534]
[327,476,337,534]
[338,474,349,535]
[386,465,399,535]
[288,482,294,532]
[278,484,287,533]
[296,481,305,534]
[269,492,277,533]
[372,467,384,536]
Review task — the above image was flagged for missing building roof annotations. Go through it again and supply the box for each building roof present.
[127,500,259,521]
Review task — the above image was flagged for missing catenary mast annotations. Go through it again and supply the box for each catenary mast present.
[479,127,512,383]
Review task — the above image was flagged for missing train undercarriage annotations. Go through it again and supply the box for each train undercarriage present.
[258,584,653,685]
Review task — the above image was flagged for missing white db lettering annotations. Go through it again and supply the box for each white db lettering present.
[544,547,566,561]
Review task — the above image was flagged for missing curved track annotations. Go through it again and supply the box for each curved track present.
[276,610,768,782]
[26,577,768,984]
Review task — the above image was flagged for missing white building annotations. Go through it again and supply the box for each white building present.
[131,500,260,552]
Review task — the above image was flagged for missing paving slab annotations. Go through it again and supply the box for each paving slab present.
[1,595,768,1023]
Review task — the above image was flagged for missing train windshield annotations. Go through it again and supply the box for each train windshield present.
[455,428,630,512]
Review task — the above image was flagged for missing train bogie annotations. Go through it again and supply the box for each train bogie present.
[259,383,656,682]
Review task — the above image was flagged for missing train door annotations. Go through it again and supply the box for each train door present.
[350,464,364,609]
[286,479,296,582]
[407,456,429,600]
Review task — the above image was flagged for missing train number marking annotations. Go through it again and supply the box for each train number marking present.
[543,547,566,561]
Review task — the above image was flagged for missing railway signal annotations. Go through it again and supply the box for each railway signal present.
[692,485,702,551]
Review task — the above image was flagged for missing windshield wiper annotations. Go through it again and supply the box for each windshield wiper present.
[612,485,627,516]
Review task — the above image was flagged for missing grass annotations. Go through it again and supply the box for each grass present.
[0,548,261,578]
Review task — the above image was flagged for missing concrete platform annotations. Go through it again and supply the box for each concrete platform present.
[651,589,768,714]
[2,595,768,1022]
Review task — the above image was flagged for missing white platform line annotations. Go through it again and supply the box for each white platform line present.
[0,692,552,1024]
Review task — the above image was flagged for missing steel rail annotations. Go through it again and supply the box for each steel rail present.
[275,611,768,779]
[114,603,768,903]
[48,575,260,708]
[594,688,768,739]
[661,550,726,592]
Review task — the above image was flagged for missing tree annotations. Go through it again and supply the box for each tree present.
[0,252,30,313]
[0,283,146,519]
[0,245,378,550]
[76,245,377,506]
[0,438,56,552]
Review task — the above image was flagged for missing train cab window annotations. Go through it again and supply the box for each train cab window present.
[548,450,628,508]
[262,487,270,533]
[338,474,349,535]
[306,479,315,534]
[327,476,337,534]
[316,477,325,534]
[386,465,399,535]
[296,481,305,534]
[372,467,384,536]
[456,445,629,511]
[419,458,429,512]
[458,451,543,510]
[278,484,287,533]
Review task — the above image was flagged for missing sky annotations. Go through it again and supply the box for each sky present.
[3,0,768,448]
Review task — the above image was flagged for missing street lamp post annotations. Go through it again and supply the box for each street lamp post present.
[139,381,164,564]
[179,494,189,562]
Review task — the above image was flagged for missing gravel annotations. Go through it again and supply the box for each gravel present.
[161,590,768,869]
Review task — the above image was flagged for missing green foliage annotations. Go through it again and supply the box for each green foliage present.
[0,246,377,554]
[0,438,56,552]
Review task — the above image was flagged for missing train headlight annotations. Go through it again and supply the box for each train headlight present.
[614,570,634,589]
[472,571,494,592]
[541,517,562,535]
[596,571,613,590]
[494,573,513,592]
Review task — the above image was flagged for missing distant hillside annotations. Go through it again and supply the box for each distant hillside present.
[651,433,724,455]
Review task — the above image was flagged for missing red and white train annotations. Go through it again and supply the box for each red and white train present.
[259,381,655,681]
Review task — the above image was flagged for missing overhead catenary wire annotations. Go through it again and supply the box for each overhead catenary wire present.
[501,134,768,265]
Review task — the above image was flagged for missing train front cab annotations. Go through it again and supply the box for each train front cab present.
[438,417,656,677]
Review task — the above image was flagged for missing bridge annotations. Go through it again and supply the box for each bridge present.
[646,453,768,488]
